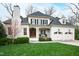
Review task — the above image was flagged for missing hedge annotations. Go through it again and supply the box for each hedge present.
[75,29,79,40]
[39,37,52,41]
[0,37,29,46]
[0,38,7,46]
[14,37,29,44]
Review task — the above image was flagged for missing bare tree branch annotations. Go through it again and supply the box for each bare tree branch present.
[71,3,79,10]
[1,3,13,17]
[68,5,77,19]
[68,3,79,25]
[44,7,55,16]
[25,4,36,16]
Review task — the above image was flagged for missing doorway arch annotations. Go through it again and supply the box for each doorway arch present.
[29,28,36,38]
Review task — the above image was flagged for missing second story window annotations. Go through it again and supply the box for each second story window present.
[30,19,48,25]
[31,19,35,25]
[41,20,43,25]
[35,19,36,24]
[31,19,32,24]
[45,20,48,25]
[38,20,41,25]
[43,20,48,25]
[35,19,38,25]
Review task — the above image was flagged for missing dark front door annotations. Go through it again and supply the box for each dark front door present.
[29,28,36,38]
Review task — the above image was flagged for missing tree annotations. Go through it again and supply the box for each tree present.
[1,3,13,18]
[44,7,55,16]
[0,21,7,38]
[1,3,19,39]
[68,16,76,25]
[68,3,79,25]
[25,4,36,16]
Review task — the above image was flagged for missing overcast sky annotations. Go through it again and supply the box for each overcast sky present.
[0,3,75,21]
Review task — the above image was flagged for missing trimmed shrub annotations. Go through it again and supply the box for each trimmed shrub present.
[0,38,13,46]
[0,38,7,46]
[6,38,13,44]
[75,29,79,40]
[39,37,52,41]
[14,37,29,44]
[0,37,29,46]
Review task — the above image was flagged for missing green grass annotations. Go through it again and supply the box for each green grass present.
[0,43,79,56]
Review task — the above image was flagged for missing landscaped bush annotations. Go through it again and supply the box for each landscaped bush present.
[75,29,79,40]
[0,38,13,46]
[0,37,29,46]
[39,37,52,41]
[0,38,7,46]
[6,38,13,44]
[14,37,29,44]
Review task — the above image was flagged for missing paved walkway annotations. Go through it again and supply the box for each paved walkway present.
[30,40,79,46]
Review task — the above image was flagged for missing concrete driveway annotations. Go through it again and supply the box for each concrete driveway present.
[57,40,79,46]
[30,40,79,46]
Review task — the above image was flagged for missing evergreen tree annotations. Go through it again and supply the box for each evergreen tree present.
[0,21,7,38]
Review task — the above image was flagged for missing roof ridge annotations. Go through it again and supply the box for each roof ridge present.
[27,11,51,17]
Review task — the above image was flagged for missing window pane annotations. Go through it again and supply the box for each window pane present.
[37,19,38,25]
[32,19,35,25]
[35,19,36,24]
[41,20,42,25]
[54,32,57,34]
[39,20,41,25]
[24,28,27,35]
[31,19,32,24]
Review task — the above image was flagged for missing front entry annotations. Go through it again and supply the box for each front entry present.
[29,28,36,38]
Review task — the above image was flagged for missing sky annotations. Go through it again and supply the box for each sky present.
[0,3,75,21]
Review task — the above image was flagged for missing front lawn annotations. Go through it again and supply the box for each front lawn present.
[0,43,79,56]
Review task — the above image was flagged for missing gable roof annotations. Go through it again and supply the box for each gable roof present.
[50,17,61,25]
[27,11,51,17]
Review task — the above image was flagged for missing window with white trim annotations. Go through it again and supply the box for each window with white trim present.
[54,29,62,34]
[65,29,72,34]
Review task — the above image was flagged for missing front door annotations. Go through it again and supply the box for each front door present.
[29,28,36,38]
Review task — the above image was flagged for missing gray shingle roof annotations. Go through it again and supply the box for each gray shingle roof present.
[3,19,11,24]
[50,17,61,25]
[49,17,73,26]
[21,17,28,25]
[27,11,51,17]
[4,16,28,25]
[4,11,73,26]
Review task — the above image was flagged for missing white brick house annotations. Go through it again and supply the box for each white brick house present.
[3,5,75,42]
